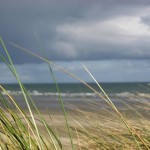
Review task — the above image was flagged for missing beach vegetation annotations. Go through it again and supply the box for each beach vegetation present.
[0,37,150,149]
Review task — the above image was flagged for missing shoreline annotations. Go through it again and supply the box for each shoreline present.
[1,94,149,118]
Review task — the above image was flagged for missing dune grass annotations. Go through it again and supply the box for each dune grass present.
[0,37,150,149]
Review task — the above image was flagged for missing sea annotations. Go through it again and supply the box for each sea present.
[1,82,150,113]
[1,82,150,97]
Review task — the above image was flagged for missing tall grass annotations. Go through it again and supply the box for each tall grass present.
[0,37,150,149]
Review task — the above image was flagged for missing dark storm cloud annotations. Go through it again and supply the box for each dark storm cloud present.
[1,0,150,64]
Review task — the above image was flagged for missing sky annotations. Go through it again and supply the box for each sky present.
[0,0,150,83]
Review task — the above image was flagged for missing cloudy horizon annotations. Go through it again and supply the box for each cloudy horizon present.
[1,0,150,83]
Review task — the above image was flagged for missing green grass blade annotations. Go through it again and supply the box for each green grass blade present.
[0,37,42,149]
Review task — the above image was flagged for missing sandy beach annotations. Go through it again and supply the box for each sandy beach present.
[1,92,150,149]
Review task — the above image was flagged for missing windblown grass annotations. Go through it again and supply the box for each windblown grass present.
[0,37,150,149]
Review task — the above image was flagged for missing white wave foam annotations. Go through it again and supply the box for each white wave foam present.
[111,92,135,98]
[136,93,150,98]
[2,90,150,99]
[1,90,97,98]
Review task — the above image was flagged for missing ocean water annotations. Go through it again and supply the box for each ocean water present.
[1,82,150,98]
[1,82,150,113]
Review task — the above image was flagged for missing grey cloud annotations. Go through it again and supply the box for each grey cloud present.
[1,0,150,64]
[43,27,150,60]
[141,15,150,27]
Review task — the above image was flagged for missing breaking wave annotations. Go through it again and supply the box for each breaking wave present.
[1,90,150,99]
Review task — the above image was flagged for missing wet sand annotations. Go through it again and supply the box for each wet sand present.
[2,94,149,118]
